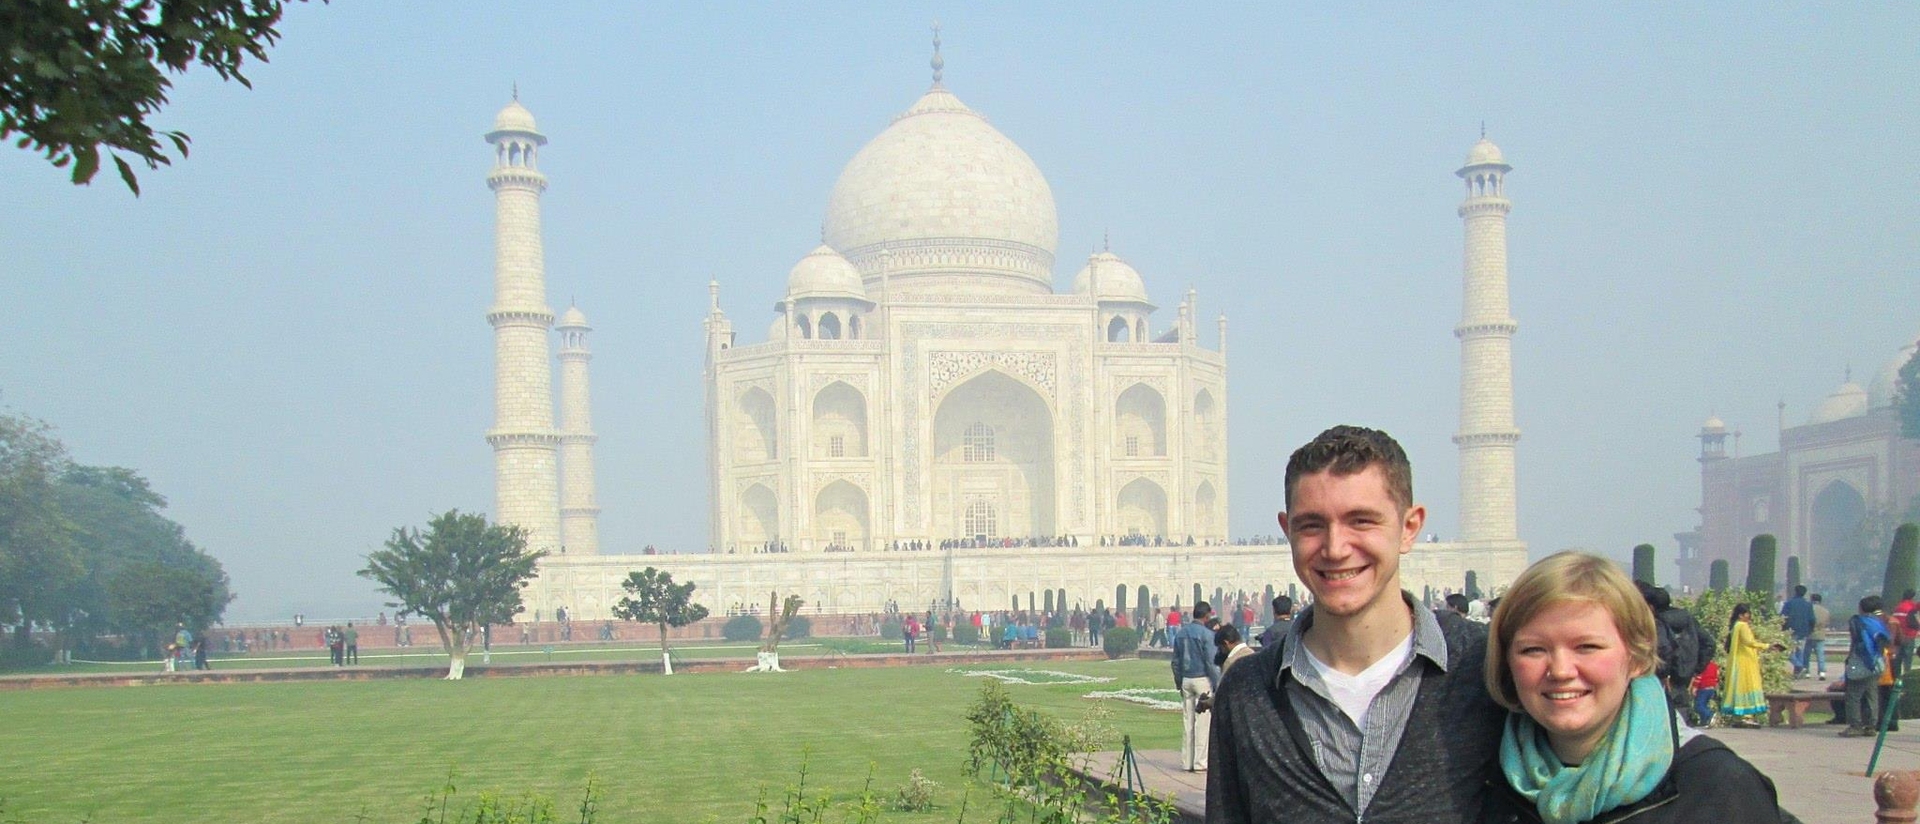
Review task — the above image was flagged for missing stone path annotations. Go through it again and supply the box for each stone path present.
[1078,723,1920,824]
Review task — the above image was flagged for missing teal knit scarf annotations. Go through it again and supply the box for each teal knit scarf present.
[1500,674,1673,824]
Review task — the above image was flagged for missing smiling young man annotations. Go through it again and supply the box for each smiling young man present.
[1206,426,1507,824]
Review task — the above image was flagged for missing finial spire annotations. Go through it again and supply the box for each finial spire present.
[513,82,519,102]
[1480,120,1486,139]
[1103,229,1110,253]
[930,20,944,86]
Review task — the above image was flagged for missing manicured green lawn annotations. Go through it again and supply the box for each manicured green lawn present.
[0,658,1181,823]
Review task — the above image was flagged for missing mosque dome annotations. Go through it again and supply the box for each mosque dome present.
[492,99,539,134]
[822,84,1058,295]
[1808,380,1870,425]
[1868,334,1920,408]
[1464,137,1506,167]
[558,306,590,329]
[1701,415,1727,433]
[786,245,868,301]
[1071,251,1150,304]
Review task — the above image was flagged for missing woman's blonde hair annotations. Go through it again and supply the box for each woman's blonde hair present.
[1484,551,1660,711]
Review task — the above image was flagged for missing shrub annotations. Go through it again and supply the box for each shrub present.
[1709,559,1730,591]
[1632,544,1657,585]
[783,615,811,640]
[880,616,903,640]
[892,768,938,812]
[1746,534,1778,595]
[930,622,949,643]
[1101,626,1140,659]
[952,623,980,645]
[1882,523,1920,605]
[1044,627,1072,649]
[722,615,763,642]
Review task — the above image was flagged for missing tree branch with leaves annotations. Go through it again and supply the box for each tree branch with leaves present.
[359,510,543,680]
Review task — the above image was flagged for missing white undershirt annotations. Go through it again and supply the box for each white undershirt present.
[1302,631,1415,728]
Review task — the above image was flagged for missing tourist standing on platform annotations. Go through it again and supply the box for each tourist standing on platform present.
[1208,426,1505,823]
[1807,594,1831,679]
[1172,601,1221,771]
[1481,552,1789,824]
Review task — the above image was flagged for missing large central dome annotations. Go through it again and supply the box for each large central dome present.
[823,84,1059,295]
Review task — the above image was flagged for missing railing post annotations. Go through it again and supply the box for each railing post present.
[1874,770,1920,824]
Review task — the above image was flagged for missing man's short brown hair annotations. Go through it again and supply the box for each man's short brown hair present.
[1283,425,1413,512]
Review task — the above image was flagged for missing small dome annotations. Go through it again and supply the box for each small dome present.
[1701,415,1727,433]
[1464,137,1505,167]
[786,245,868,301]
[558,306,590,329]
[1868,334,1920,408]
[767,316,787,341]
[493,99,538,134]
[1808,381,1869,425]
[1071,252,1150,304]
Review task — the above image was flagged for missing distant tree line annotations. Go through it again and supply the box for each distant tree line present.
[0,411,233,664]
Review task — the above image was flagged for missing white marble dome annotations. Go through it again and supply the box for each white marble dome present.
[786,245,868,300]
[822,85,1058,294]
[558,306,590,328]
[1071,252,1150,304]
[1701,415,1727,433]
[1868,334,1920,408]
[493,100,539,134]
[1465,137,1506,167]
[1809,380,1870,424]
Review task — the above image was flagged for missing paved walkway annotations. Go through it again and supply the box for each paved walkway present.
[1079,723,1920,824]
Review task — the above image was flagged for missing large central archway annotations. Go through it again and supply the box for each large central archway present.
[932,370,1055,541]
[1809,480,1867,578]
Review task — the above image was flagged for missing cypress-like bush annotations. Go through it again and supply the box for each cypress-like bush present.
[1632,544,1657,585]
[1465,570,1481,601]
[1745,534,1777,595]
[1710,560,1730,591]
[1883,524,1920,605]
[1786,556,1802,594]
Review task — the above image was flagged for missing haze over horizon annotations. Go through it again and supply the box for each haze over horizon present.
[2,4,1914,621]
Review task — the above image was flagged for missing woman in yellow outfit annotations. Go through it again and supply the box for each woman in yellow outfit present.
[1720,604,1770,725]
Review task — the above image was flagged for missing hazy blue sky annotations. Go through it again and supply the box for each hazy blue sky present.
[3,4,1915,620]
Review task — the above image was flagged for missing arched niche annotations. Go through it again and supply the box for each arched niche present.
[738,483,778,548]
[735,387,778,462]
[814,480,870,552]
[1195,480,1219,538]
[1809,480,1867,577]
[1115,383,1167,457]
[796,314,812,339]
[818,312,842,340]
[812,381,868,458]
[1192,388,1220,462]
[1107,315,1131,342]
[933,370,1055,541]
[1116,477,1168,539]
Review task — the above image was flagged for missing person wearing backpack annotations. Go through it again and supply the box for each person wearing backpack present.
[1842,595,1893,737]
[1782,586,1816,678]
[1639,581,1708,717]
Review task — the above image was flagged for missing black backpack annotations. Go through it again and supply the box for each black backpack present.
[1659,608,1707,682]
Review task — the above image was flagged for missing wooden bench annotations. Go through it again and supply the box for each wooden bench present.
[1766,691,1831,728]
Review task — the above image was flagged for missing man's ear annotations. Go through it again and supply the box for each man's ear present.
[1399,504,1426,554]
[1277,510,1290,534]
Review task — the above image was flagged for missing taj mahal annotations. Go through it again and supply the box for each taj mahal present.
[481,41,1529,618]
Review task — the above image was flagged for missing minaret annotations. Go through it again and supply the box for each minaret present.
[557,305,600,555]
[484,95,561,553]
[1454,133,1521,544]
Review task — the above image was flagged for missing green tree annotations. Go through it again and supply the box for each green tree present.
[1632,544,1657,586]
[0,0,312,193]
[1745,534,1777,595]
[1710,559,1730,591]
[1786,555,1802,595]
[1882,524,1920,606]
[106,560,230,657]
[359,510,543,680]
[1465,570,1481,601]
[613,567,709,675]
[0,412,81,647]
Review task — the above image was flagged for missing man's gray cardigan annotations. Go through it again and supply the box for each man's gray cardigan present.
[1205,610,1506,823]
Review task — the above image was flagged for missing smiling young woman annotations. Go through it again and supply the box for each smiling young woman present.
[1481,552,1794,824]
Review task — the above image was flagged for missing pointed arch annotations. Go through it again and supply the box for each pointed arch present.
[812,381,868,458]
[1107,315,1131,342]
[1194,480,1220,538]
[934,369,1054,540]
[1192,388,1220,462]
[818,312,842,340]
[735,387,778,462]
[1116,477,1168,539]
[814,480,870,552]
[738,483,778,548]
[796,314,813,339]
[1809,480,1867,577]
[1116,383,1167,457]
